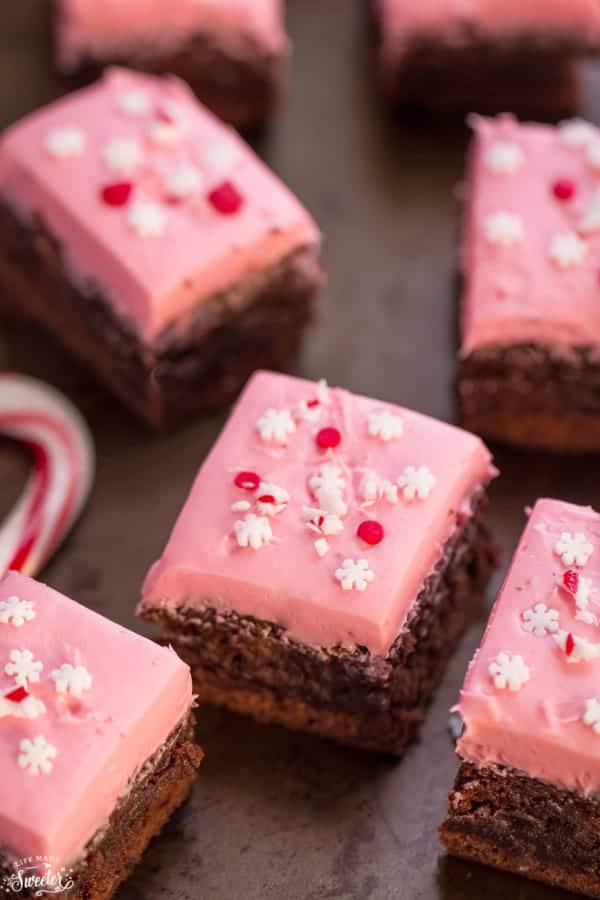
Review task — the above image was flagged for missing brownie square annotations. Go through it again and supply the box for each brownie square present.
[0,571,202,900]
[457,114,600,452]
[138,370,497,755]
[441,498,600,898]
[54,0,288,128]
[0,68,322,429]
[372,0,600,118]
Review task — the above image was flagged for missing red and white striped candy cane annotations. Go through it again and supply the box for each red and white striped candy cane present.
[0,375,94,577]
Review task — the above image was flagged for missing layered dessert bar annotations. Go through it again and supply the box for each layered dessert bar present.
[54,0,288,128]
[458,115,600,452]
[138,370,497,755]
[0,67,322,429]
[441,498,600,898]
[0,571,201,900]
[372,1,600,118]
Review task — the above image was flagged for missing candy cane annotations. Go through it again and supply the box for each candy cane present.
[0,375,94,577]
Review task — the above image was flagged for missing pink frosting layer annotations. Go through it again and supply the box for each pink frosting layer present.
[461,115,600,355]
[458,498,600,795]
[140,370,494,656]
[56,0,287,71]
[0,572,193,868]
[0,67,319,342]
[376,0,600,45]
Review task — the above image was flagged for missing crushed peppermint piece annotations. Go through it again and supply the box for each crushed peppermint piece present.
[0,689,46,721]
[116,90,150,116]
[233,514,272,550]
[45,126,86,159]
[256,482,289,516]
[4,649,43,687]
[552,178,576,201]
[559,118,596,147]
[256,408,296,445]
[579,189,600,234]
[488,652,530,691]
[102,137,142,176]
[51,663,93,698]
[359,470,398,506]
[554,531,593,567]
[0,595,35,627]
[314,538,329,558]
[484,211,524,247]
[234,471,261,491]
[5,686,28,703]
[367,409,403,442]
[163,163,202,200]
[397,465,436,501]
[18,735,57,776]
[549,232,587,268]
[127,200,166,238]
[148,121,184,147]
[303,507,344,536]
[522,603,559,637]
[335,558,375,591]
[316,427,341,450]
[357,520,384,546]
[100,181,134,207]
[484,141,524,174]
[583,698,600,734]
[231,500,252,512]
[553,630,600,663]
[208,180,244,215]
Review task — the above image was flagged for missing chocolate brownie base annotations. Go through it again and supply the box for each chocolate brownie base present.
[441,761,600,899]
[0,201,322,430]
[458,344,600,452]
[59,29,285,129]
[0,713,203,900]
[139,502,496,755]
[374,27,589,119]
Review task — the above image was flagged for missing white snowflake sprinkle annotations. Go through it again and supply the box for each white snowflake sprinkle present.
[583,697,600,734]
[359,470,398,506]
[314,538,329,558]
[51,663,93,699]
[559,118,596,148]
[303,506,344,536]
[0,689,45,720]
[18,736,57,776]
[335,558,375,592]
[163,163,203,199]
[522,604,560,637]
[256,482,289,516]
[102,137,142,175]
[555,532,593,567]
[484,141,524,174]
[256,408,296,445]
[233,514,272,550]
[44,126,86,159]
[308,463,347,516]
[488,652,530,691]
[147,122,184,147]
[0,596,35,628]
[5,649,43,687]
[204,141,239,176]
[127,200,166,238]
[549,232,587,269]
[397,465,436,502]
[579,189,600,235]
[116,90,151,116]
[367,409,404,442]
[484,211,524,247]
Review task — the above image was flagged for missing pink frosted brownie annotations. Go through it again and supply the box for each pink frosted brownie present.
[0,67,322,429]
[372,0,600,117]
[441,498,600,898]
[0,571,201,900]
[138,370,497,755]
[458,115,600,452]
[54,0,288,128]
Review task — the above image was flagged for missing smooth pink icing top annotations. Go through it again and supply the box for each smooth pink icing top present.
[56,0,287,71]
[0,67,319,342]
[461,115,600,355]
[376,0,600,48]
[459,498,600,795]
[140,371,494,656]
[0,572,193,868]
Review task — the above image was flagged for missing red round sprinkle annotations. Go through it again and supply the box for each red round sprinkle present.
[234,471,260,491]
[565,632,575,656]
[6,686,28,703]
[101,181,134,207]
[357,520,384,546]
[315,427,341,449]
[552,178,576,202]
[208,180,244,215]
[258,494,275,504]
[563,569,579,594]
